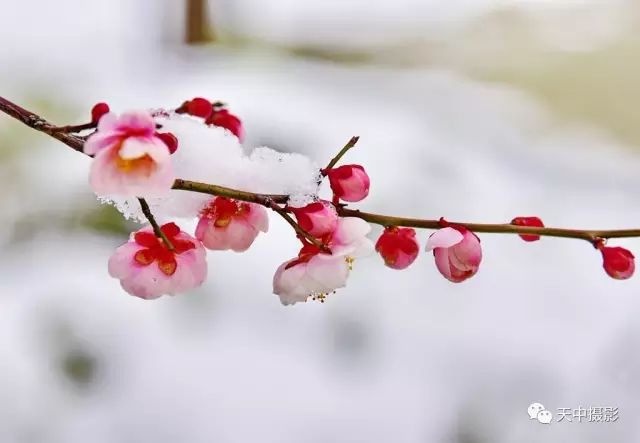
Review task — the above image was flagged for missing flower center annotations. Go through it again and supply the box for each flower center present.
[132,224,195,276]
[201,197,250,228]
[115,153,155,175]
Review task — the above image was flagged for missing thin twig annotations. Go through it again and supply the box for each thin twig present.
[50,122,96,133]
[322,136,360,174]
[138,198,174,251]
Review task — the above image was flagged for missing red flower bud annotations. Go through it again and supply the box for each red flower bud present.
[327,164,370,202]
[90,102,110,124]
[206,109,244,141]
[375,227,419,270]
[186,97,213,119]
[290,201,338,237]
[601,246,635,280]
[175,100,190,114]
[156,132,179,154]
[511,216,544,242]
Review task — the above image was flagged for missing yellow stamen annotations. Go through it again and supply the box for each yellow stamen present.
[311,292,328,303]
[345,256,355,271]
[115,153,155,175]
[214,217,232,228]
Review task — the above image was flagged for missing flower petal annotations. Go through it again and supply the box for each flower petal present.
[96,112,118,132]
[84,131,121,156]
[433,248,453,280]
[116,110,155,134]
[245,204,269,233]
[224,218,260,252]
[425,227,463,251]
[332,218,371,246]
[305,254,350,294]
[273,261,311,305]
[118,136,152,159]
[108,242,143,279]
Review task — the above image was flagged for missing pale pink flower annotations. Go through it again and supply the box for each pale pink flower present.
[425,226,482,283]
[326,164,370,202]
[195,197,269,252]
[84,111,175,197]
[290,201,338,237]
[108,223,207,299]
[273,218,373,305]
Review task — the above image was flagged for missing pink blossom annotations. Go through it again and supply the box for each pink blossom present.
[601,246,635,280]
[108,222,208,299]
[326,164,370,202]
[84,111,175,197]
[290,201,338,237]
[273,218,373,305]
[375,227,420,270]
[195,197,269,252]
[425,226,482,283]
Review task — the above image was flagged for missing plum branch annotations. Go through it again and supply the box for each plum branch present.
[2,94,640,247]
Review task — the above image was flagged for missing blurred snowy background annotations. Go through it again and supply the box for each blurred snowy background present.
[2,0,640,441]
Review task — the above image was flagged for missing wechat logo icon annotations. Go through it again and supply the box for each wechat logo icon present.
[528,402,553,424]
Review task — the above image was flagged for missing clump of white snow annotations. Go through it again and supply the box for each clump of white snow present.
[102,113,320,222]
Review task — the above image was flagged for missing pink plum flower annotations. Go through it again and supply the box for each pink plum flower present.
[290,201,338,237]
[425,226,482,283]
[600,245,635,280]
[108,222,207,299]
[511,216,544,242]
[273,218,373,305]
[326,164,370,202]
[375,226,420,270]
[206,109,244,141]
[84,110,175,197]
[195,197,269,252]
